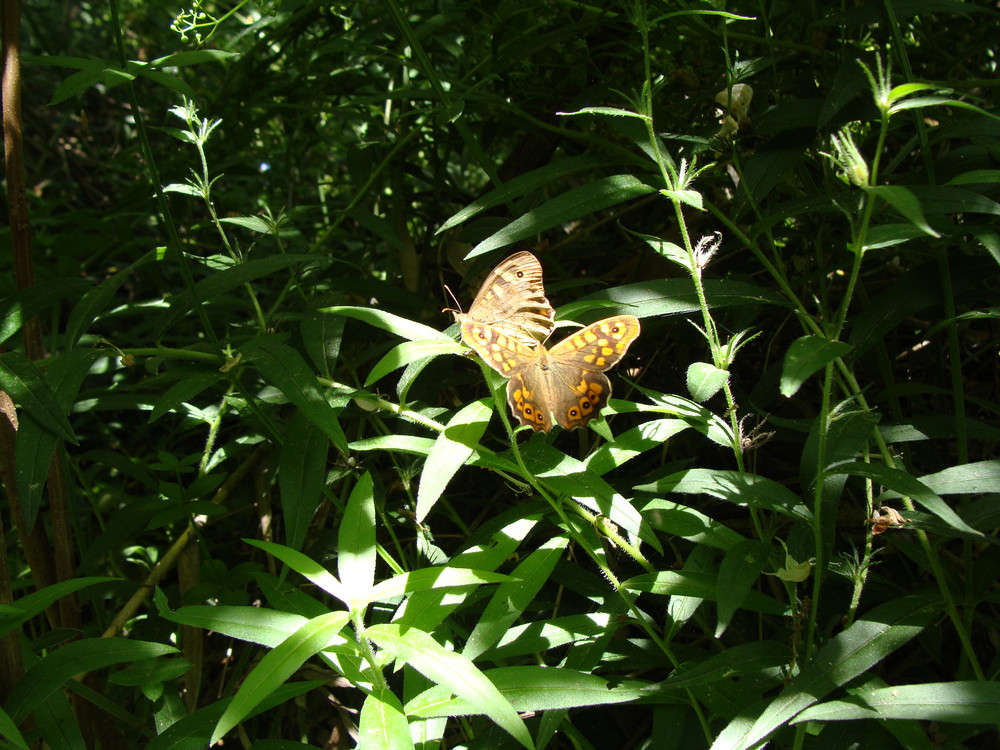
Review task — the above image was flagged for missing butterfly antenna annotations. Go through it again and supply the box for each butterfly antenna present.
[442,284,463,315]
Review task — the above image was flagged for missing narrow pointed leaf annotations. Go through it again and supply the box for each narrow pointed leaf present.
[711,591,938,750]
[339,472,377,598]
[416,400,491,522]
[211,612,349,744]
[367,624,534,749]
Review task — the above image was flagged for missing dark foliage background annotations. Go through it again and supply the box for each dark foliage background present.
[1,1,998,748]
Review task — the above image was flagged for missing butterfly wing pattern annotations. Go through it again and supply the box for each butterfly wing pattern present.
[455,251,555,348]
[507,315,641,432]
[454,251,640,432]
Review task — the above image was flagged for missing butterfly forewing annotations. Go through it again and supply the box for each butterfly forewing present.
[456,251,555,346]
[462,323,537,377]
[548,315,641,371]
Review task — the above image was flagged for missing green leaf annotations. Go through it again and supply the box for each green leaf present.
[358,688,414,750]
[50,65,118,104]
[321,305,449,343]
[710,591,939,750]
[148,682,320,750]
[558,106,649,119]
[687,361,730,402]
[780,336,852,397]
[715,539,771,637]
[29,688,84,750]
[279,412,330,551]
[367,624,534,750]
[886,82,937,103]
[521,444,661,552]
[148,370,223,423]
[406,665,650,717]
[621,571,788,616]
[862,223,926,250]
[0,277,92,346]
[734,144,807,214]
[468,175,659,258]
[635,468,812,522]
[848,258,992,359]
[794,680,1000,724]
[65,251,156,346]
[865,185,940,238]
[946,169,1000,187]
[0,352,77,443]
[246,539,349,605]
[891,96,1000,120]
[301,309,345,378]
[339,473,377,601]
[16,349,102,525]
[586,418,691,476]
[132,67,196,98]
[561,277,784,324]
[661,189,704,210]
[0,577,116,640]
[240,338,348,455]
[392,518,541,633]
[218,216,272,233]
[350,435,436,456]
[485,613,623,661]
[210,611,350,745]
[650,641,790,693]
[161,604,309,649]
[416,400,492,523]
[907,459,1000,496]
[437,154,626,233]
[154,254,321,338]
[147,50,240,68]
[463,537,569,660]
[8,639,177,723]
[0,705,28,750]
[630,389,737,448]
[635,232,692,271]
[640,498,746,551]
[827,462,982,537]
[33,54,105,69]
[366,567,511,607]
[163,182,202,196]
[366,339,463,386]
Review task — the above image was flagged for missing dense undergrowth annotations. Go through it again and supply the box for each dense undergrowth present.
[1,1,999,748]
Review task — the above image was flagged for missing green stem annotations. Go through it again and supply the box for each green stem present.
[107,0,218,347]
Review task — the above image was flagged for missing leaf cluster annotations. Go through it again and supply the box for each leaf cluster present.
[1,1,999,749]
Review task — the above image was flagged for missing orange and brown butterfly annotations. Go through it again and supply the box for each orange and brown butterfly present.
[466,314,641,432]
[452,251,555,348]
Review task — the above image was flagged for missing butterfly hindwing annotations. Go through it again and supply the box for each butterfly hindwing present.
[504,315,641,432]
[506,372,551,432]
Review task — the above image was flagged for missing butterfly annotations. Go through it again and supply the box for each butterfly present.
[464,315,641,432]
[453,251,555,348]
